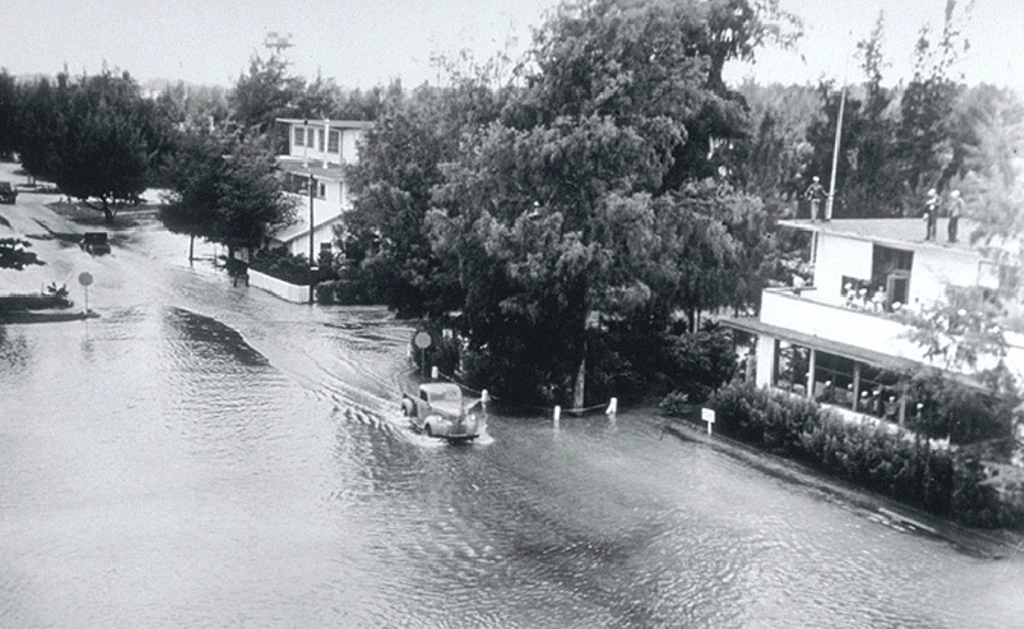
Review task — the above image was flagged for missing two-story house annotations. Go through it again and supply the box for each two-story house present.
[723,216,1022,426]
[270,118,372,259]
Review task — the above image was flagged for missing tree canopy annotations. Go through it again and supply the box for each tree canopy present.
[160,129,296,255]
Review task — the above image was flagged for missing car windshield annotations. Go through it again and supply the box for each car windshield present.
[431,388,461,402]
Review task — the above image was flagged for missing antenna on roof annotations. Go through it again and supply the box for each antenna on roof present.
[264,32,294,55]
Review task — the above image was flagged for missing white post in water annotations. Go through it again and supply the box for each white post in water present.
[702,408,716,436]
[553,405,561,428]
[605,397,618,417]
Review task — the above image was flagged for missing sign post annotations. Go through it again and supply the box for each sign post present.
[78,272,94,313]
[701,407,716,436]
[413,331,432,378]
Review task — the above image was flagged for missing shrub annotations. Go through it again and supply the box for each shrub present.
[659,321,738,403]
[903,370,1014,444]
[315,278,382,305]
[693,382,1024,529]
[250,246,311,285]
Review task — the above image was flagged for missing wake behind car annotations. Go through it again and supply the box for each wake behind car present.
[0,181,17,204]
[401,381,482,442]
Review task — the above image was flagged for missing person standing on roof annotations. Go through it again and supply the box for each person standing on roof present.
[924,188,939,240]
[947,189,964,243]
[804,176,826,221]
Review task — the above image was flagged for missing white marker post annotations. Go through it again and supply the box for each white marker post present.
[553,405,561,428]
[605,397,618,416]
[702,407,716,436]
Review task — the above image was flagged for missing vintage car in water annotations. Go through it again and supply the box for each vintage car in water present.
[0,181,17,204]
[401,381,482,442]
[81,232,111,255]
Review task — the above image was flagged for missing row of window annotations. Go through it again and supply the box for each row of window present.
[283,173,327,199]
[774,340,903,420]
[293,127,342,154]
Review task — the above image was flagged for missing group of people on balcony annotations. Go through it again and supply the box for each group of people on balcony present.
[842,282,893,313]
[840,281,926,316]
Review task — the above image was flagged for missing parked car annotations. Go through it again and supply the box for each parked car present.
[81,232,111,255]
[401,382,482,442]
[0,181,17,204]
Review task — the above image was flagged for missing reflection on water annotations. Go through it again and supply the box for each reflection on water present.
[0,219,1022,628]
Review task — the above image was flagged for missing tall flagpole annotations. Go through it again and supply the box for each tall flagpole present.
[826,32,853,221]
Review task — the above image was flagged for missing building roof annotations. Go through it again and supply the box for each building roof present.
[276,157,345,182]
[270,198,345,244]
[276,118,374,130]
[779,218,982,254]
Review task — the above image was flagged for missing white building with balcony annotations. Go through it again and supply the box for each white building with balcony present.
[270,118,372,259]
[723,217,1022,424]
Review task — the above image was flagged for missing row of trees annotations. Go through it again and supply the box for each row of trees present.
[0,52,385,229]
[737,2,1024,225]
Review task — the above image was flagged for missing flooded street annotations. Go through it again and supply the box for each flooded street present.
[2,217,1023,627]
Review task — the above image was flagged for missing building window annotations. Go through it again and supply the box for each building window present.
[318,129,325,151]
[859,364,902,420]
[812,351,856,409]
[328,130,340,153]
[294,127,305,148]
[774,340,809,395]
[872,244,913,309]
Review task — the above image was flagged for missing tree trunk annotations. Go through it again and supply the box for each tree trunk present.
[188,233,195,264]
[573,303,587,411]
[573,351,586,412]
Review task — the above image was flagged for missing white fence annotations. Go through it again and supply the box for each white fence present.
[248,269,311,303]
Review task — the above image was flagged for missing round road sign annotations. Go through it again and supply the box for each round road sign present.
[413,332,432,349]
[78,272,94,287]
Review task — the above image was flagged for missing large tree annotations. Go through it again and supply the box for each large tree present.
[161,129,295,257]
[16,70,168,222]
[344,78,501,318]
[429,0,776,406]
[0,70,19,159]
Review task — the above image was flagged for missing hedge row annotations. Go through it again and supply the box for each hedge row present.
[668,382,1024,529]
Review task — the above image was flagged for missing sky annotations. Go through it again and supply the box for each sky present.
[2,1,1022,95]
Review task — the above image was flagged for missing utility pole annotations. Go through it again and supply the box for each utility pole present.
[826,32,853,221]
[309,173,316,304]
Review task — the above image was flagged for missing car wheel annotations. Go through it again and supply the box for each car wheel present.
[424,423,433,438]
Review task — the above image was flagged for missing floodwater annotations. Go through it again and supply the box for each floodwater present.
[1,217,1022,628]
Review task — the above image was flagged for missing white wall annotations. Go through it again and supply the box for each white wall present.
[760,289,927,361]
[285,221,338,259]
[907,246,979,308]
[249,269,311,303]
[813,233,873,305]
